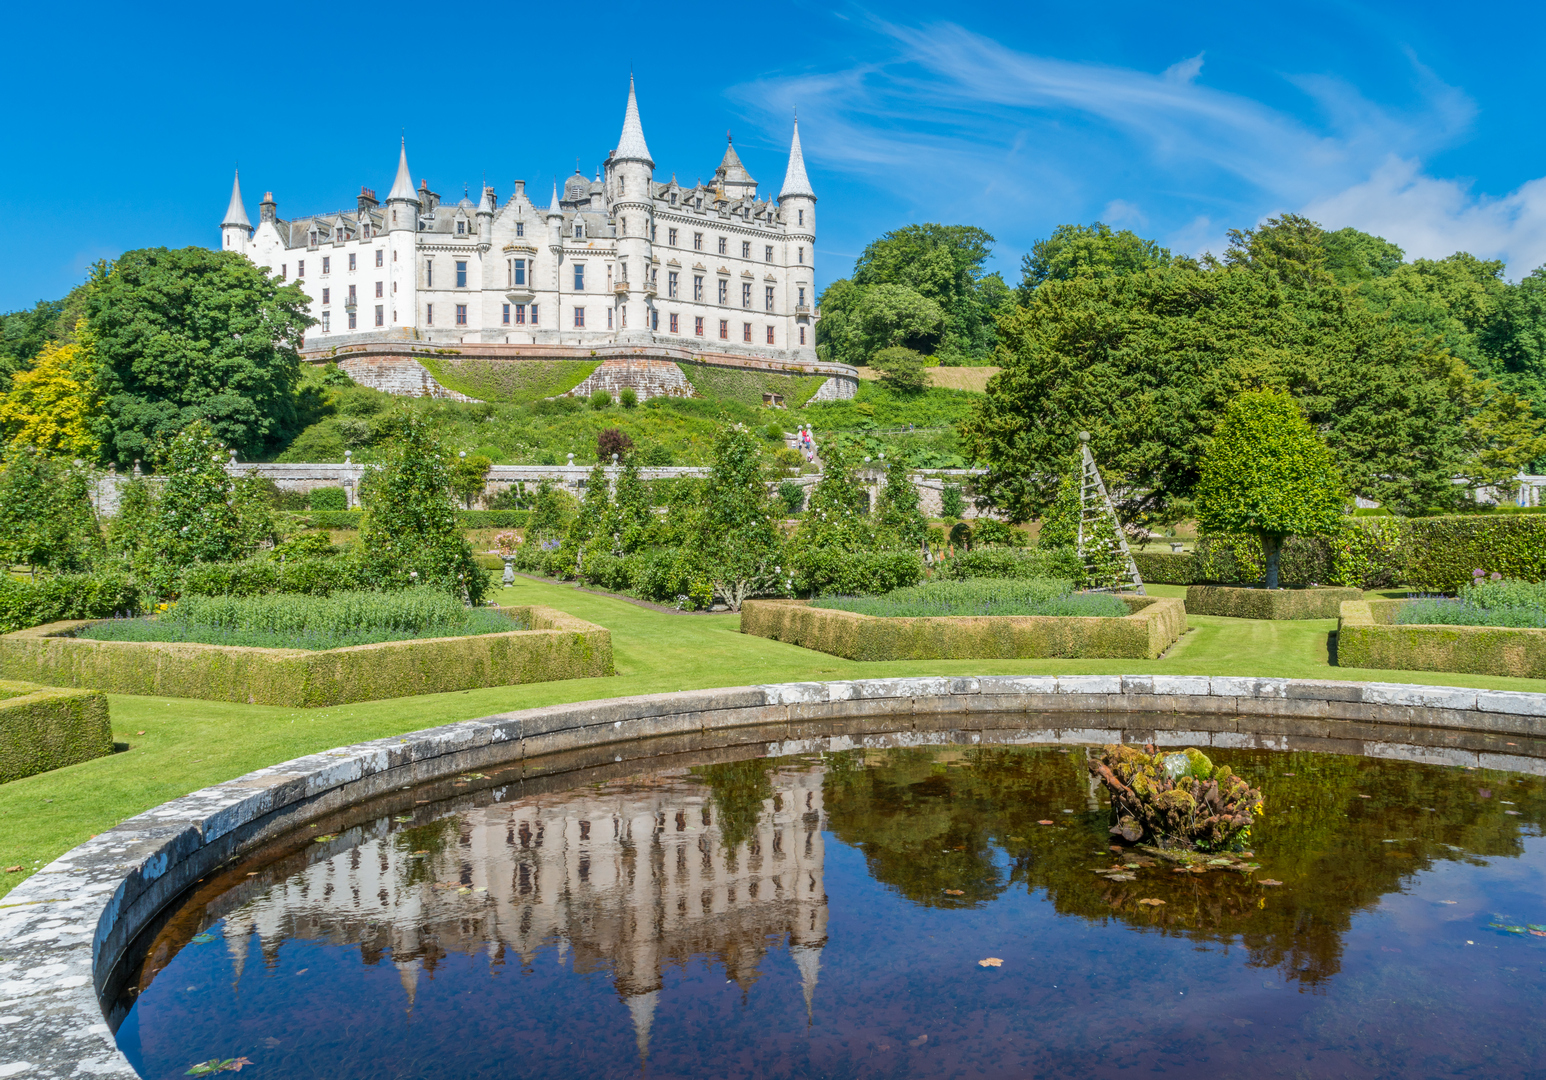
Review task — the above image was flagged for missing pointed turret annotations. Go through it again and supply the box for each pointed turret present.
[614,74,653,166]
[791,943,823,1024]
[714,136,755,190]
[546,183,561,218]
[779,118,816,201]
[222,169,251,229]
[387,138,416,202]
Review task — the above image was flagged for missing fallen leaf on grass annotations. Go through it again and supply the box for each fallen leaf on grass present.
[978,958,1003,967]
[1258,879,1283,886]
[1137,898,1165,906]
[943,889,965,895]
[5,866,22,873]
[136,730,146,736]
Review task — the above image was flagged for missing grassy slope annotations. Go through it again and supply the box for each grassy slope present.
[4,578,1543,899]
[417,357,600,403]
[678,363,827,408]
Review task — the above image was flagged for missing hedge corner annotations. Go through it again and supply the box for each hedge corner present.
[0,679,111,784]
[1336,597,1546,679]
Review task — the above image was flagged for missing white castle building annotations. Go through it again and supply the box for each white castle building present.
[220,78,819,362]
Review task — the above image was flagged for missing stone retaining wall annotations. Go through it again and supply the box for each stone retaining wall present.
[8,674,1546,1078]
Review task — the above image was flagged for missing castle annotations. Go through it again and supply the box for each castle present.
[220,77,818,362]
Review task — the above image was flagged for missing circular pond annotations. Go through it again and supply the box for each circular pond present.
[113,735,1546,1079]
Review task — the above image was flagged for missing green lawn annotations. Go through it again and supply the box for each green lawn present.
[3,578,1541,900]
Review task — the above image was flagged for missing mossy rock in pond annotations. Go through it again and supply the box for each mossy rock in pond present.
[1089,743,1263,850]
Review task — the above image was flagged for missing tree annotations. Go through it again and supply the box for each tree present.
[1218,214,1330,287]
[0,447,103,575]
[1017,222,1171,303]
[872,346,927,394]
[1194,392,1345,589]
[0,279,91,391]
[87,247,313,464]
[964,263,1543,523]
[1321,227,1404,283]
[0,341,100,458]
[597,427,634,462]
[356,416,487,602]
[874,456,928,547]
[699,425,785,610]
[526,480,573,544]
[448,452,491,508]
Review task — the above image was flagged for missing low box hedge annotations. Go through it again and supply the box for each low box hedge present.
[1184,585,1362,620]
[1337,599,1546,679]
[739,595,1185,661]
[0,679,111,783]
[0,605,612,707]
[278,510,530,531]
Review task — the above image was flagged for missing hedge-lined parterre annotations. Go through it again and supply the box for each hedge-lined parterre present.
[0,679,110,783]
[1338,599,1546,679]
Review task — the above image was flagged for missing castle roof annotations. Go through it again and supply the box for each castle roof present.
[222,169,251,229]
[779,118,815,200]
[614,75,653,166]
[714,137,755,187]
[387,139,416,202]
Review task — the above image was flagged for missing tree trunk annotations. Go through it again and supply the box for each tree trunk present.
[1264,535,1281,590]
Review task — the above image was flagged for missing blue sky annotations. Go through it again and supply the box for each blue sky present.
[4,1,1544,311]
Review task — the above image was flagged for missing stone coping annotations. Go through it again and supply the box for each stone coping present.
[6,674,1546,1078]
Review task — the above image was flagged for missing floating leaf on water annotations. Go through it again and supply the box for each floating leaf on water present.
[1207,858,1232,866]
[186,1059,253,1076]
[1038,820,1055,826]
[189,933,216,945]
[1530,931,1546,938]
[1137,898,1165,906]
[1258,879,1284,887]
[978,957,1003,967]
[1438,900,1459,905]
[1106,872,1137,882]
[1528,924,1546,932]
[312,835,337,843]
[943,889,965,896]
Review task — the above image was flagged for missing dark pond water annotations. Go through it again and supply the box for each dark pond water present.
[115,740,1546,1080]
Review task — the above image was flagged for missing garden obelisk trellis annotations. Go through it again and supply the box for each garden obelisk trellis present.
[1075,432,1145,594]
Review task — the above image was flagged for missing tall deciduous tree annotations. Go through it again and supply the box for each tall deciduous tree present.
[87,247,313,465]
[699,425,784,610]
[0,341,100,458]
[1016,222,1173,303]
[0,447,103,575]
[1194,392,1345,589]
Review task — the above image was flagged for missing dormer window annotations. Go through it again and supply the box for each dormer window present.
[574,223,583,238]
[516,221,524,238]
[456,220,466,235]
[309,230,318,247]
[696,197,703,210]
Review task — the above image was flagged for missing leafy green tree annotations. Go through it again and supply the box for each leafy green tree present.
[612,458,656,550]
[525,480,573,544]
[699,425,785,610]
[1321,227,1405,283]
[0,447,103,575]
[872,345,927,394]
[0,341,101,458]
[448,452,492,508]
[87,247,314,464]
[356,416,487,602]
[1218,213,1331,286]
[1195,392,1345,588]
[0,279,91,391]
[1036,455,1081,549]
[1017,222,1172,303]
[939,483,966,520]
[874,456,928,547]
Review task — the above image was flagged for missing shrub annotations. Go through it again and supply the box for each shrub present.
[1397,578,1546,628]
[1184,584,1362,619]
[0,681,112,784]
[1131,551,1200,585]
[619,388,639,409]
[269,486,309,511]
[1402,516,1546,592]
[448,453,492,508]
[457,510,530,529]
[936,546,1082,581]
[813,577,1127,618]
[178,555,369,598]
[698,425,787,610]
[777,481,806,515]
[790,547,923,595]
[872,346,927,395]
[271,532,337,559]
[0,449,103,574]
[597,427,634,462]
[589,389,613,410]
[0,571,145,633]
[308,486,348,511]
[940,484,966,519]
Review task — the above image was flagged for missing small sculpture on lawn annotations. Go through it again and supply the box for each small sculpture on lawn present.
[1088,744,1263,851]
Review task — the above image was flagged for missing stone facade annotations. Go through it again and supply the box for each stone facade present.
[221,78,820,363]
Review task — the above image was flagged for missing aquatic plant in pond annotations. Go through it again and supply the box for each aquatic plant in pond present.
[811,577,1128,618]
[1089,744,1263,849]
[1398,576,1546,628]
[74,587,526,650]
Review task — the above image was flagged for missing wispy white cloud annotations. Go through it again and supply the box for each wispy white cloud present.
[732,20,1546,276]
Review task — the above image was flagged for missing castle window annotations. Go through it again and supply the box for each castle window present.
[425,260,433,287]
[620,306,626,328]
[348,310,357,330]
[669,313,679,333]
[651,309,659,331]
[798,209,804,227]
[309,231,318,247]
[531,304,539,324]
[425,304,433,325]
[743,322,752,342]
[349,253,357,271]
[502,303,510,324]
[456,220,466,235]
[322,288,330,305]
[322,256,331,274]
[515,304,526,324]
[668,228,678,246]
[375,281,383,298]
[765,286,774,311]
[514,259,526,286]
[456,261,468,288]
[651,224,657,241]
[695,316,704,336]
[718,237,727,255]
[798,286,806,306]
[516,221,525,237]
[741,282,751,308]
[376,305,384,326]
[741,241,750,259]
[693,232,703,251]
[670,192,677,205]
[348,284,357,304]
[574,307,585,329]
[766,245,774,263]
[607,307,613,330]
[798,247,805,264]
[800,325,806,345]
[719,319,728,340]
[693,275,704,301]
[298,259,304,277]
[574,264,585,291]
[668,271,678,299]
[766,326,775,345]
[456,304,467,326]
[322,312,330,332]
[376,249,384,267]
[696,197,703,210]
[280,264,287,280]
[574,223,583,239]
[718,280,728,305]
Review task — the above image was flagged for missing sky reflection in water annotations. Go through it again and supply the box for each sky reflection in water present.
[117,745,1546,1079]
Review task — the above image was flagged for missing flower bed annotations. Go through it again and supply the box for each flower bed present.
[1185,585,1363,620]
[1337,599,1546,679]
[0,605,612,707]
[0,678,110,783]
[740,595,1185,661]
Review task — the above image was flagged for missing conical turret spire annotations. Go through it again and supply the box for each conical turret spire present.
[222,169,251,228]
[546,182,561,216]
[614,75,653,166]
[387,138,416,202]
[779,117,816,200]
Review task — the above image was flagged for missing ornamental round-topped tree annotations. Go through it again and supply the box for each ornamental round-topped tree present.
[1195,391,1344,589]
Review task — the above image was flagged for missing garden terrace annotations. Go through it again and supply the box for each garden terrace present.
[1338,598,1546,679]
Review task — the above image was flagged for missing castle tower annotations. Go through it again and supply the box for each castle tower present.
[385,139,418,330]
[609,75,655,344]
[714,136,757,202]
[778,118,818,358]
[221,169,252,254]
[476,186,495,251]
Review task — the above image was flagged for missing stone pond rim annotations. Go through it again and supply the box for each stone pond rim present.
[5,673,1546,1078]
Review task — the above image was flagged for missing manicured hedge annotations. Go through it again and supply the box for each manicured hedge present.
[1337,598,1546,678]
[283,510,365,529]
[739,596,1185,661]
[935,546,1082,582]
[308,486,348,510]
[0,679,111,783]
[1403,516,1546,592]
[0,605,613,706]
[1184,585,1363,620]
[1131,552,1201,585]
[0,573,145,635]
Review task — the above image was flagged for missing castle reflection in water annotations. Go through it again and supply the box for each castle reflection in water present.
[218,763,828,1059]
